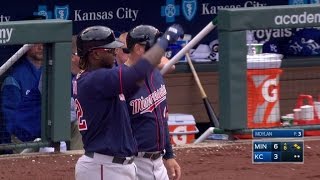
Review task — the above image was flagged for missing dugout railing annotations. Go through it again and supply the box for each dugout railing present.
[0,20,72,151]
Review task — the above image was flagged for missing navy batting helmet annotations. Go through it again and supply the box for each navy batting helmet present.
[77,26,123,58]
[126,25,162,53]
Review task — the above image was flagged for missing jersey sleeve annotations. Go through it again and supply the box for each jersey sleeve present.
[1,76,22,134]
[88,59,153,98]
[163,120,175,160]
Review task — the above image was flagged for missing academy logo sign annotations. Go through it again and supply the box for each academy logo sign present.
[182,0,197,21]
[0,28,13,44]
[54,5,70,20]
[274,12,320,25]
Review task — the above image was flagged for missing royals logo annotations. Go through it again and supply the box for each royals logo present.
[54,5,69,20]
[182,0,197,21]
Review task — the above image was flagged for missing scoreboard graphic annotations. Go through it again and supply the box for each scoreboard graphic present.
[252,129,304,164]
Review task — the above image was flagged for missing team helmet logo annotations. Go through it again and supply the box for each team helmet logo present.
[54,5,70,20]
[182,0,197,21]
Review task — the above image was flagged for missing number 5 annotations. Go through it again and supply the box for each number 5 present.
[75,99,88,131]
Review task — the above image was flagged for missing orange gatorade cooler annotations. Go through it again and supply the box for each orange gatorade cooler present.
[168,114,199,145]
[247,54,283,128]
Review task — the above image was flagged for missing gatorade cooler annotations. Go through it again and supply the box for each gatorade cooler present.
[168,114,199,145]
[247,54,283,128]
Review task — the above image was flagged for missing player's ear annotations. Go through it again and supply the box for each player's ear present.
[92,50,101,60]
[133,44,139,54]
[114,48,120,55]
[134,44,144,56]
[134,44,144,55]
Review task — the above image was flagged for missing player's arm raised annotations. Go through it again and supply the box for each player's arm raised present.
[91,24,184,98]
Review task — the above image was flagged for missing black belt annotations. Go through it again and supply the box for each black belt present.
[142,151,164,160]
[85,152,134,165]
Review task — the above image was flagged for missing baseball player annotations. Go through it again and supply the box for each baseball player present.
[74,25,183,180]
[115,32,129,66]
[123,25,182,180]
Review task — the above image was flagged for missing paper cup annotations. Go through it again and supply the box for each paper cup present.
[293,108,301,120]
[300,105,314,120]
[314,101,320,119]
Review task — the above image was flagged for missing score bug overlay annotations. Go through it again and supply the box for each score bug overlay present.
[252,129,304,164]
[252,129,303,138]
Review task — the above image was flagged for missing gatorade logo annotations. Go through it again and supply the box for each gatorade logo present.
[172,126,187,145]
[274,12,320,25]
[262,78,278,102]
[0,28,13,44]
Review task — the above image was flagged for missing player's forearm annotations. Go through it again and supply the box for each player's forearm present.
[143,24,184,67]
[142,42,167,67]
[163,121,175,160]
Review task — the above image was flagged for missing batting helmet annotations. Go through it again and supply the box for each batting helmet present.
[77,26,123,58]
[126,25,162,52]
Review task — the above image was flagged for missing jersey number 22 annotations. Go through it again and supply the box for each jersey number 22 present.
[75,99,88,131]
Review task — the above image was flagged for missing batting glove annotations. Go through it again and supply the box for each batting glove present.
[163,24,184,44]
[157,24,184,50]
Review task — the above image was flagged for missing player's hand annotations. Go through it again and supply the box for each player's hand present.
[164,158,181,180]
[163,24,184,44]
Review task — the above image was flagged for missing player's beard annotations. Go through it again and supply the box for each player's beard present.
[29,52,43,62]
[101,57,114,69]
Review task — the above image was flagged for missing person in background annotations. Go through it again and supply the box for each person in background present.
[1,43,43,147]
[70,36,83,150]
[114,32,129,66]
[0,15,45,154]
[158,56,175,73]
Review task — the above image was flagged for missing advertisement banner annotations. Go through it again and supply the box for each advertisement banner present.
[0,0,319,62]
[0,0,290,37]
